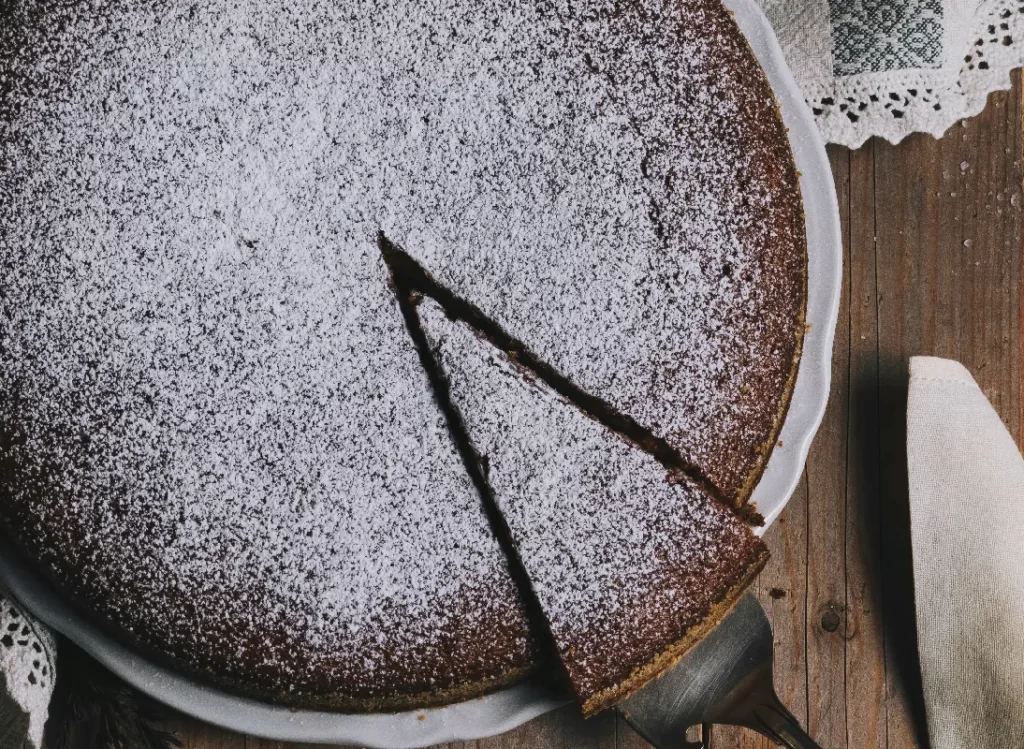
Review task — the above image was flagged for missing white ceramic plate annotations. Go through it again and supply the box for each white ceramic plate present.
[0,1,841,746]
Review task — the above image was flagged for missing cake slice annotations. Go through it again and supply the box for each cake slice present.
[416,298,769,716]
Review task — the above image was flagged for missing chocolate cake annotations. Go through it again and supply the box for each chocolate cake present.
[0,0,805,714]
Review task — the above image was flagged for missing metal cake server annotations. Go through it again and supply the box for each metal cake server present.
[617,594,821,749]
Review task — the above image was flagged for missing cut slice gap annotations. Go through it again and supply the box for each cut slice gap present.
[380,232,567,690]
[378,233,763,525]
[412,293,769,715]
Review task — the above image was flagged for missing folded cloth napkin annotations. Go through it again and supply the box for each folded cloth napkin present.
[0,579,54,749]
[908,356,1024,749]
[756,0,1024,147]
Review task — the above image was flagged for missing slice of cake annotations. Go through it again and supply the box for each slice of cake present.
[417,298,769,716]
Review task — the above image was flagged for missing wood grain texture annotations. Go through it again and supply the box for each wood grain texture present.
[160,72,1023,749]
[872,78,1023,749]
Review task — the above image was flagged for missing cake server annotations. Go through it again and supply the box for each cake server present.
[616,594,821,749]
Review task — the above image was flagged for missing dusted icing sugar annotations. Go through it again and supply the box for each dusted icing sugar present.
[0,0,801,705]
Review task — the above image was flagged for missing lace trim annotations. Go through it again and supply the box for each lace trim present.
[807,0,1024,148]
[0,585,55,749]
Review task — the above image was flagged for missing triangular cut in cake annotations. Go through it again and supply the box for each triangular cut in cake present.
[377,236,767,523]
[408,289,770,716]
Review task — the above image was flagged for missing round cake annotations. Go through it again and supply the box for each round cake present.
[0,0,805,711]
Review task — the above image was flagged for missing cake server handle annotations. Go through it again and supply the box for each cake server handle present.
[740,693,822,749]
[706,666,823,749]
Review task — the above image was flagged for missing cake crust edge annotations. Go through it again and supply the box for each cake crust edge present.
[578,545,771,718]
[0,524,539,713]
[729,21,810,512]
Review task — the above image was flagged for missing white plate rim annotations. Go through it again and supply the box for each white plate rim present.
[0,1,841,746]
[728,0,843,532]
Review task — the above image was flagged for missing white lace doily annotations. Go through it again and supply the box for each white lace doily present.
[758,0,1024,147]
[0,581,55,749]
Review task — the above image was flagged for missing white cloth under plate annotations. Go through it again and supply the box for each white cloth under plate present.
[757,0,1024,147]
[0,579,55,749]
[907,357,1024,749]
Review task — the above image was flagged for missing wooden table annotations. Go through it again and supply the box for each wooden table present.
[169,71,1024,749]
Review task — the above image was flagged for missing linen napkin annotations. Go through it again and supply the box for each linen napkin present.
[756,0,1024,147]
[907,356,1024,749]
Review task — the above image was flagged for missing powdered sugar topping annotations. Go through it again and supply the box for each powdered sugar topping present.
[0,0,797,698]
